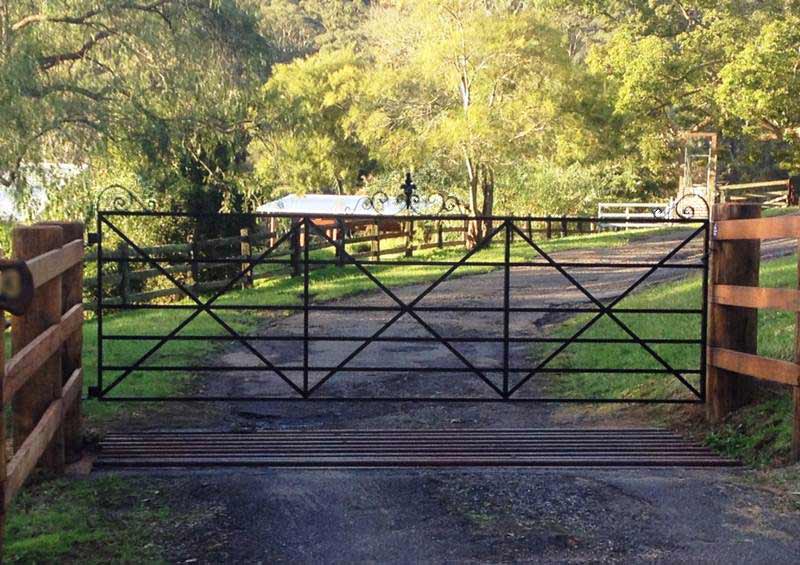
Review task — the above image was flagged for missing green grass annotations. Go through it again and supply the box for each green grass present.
[548,254,798,465]
[4,476,169,564]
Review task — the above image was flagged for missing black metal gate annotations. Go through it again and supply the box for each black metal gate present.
[90,210,709,404]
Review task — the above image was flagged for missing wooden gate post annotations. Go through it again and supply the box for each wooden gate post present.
[41,222,84,460]
[707,203,761,422]
[12,225,65,473]
[405,220,414,257]
[118,242,130,305]
[290,218,302,276]
[546,216,552,240]
[240,227,253,289]
[336,218,346,267]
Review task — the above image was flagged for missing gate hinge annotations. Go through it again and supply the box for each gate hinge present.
[87,232,99,246]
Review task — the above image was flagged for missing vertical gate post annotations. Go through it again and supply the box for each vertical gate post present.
[546,216,552,240]
[560,216,568,237]
[41,221,84,460]
[118,242,130,305]
[707,203,761,422]
[12,225,65,473]
[240,227,253,289]
[437,222,443,249]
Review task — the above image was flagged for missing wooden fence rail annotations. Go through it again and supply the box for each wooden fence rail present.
[708,203,800,461]
[0,222,85,551]
[86,216,596,309]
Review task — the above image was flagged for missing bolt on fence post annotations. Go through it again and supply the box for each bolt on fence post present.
[12,224,65,473]
[707,203,760,423]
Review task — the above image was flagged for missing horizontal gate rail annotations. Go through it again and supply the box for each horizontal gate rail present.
[93,211,709,403]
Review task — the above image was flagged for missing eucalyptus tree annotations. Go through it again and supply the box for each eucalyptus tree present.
[355,0,574,227]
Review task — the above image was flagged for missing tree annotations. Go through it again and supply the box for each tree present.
[354,0,573,231]
[557,0,797,181]
[0,0,270,221]
[717,15,800,171]
[250,47,374,196]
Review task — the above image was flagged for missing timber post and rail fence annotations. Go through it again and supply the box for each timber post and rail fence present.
[708,203,800,461]
[0,222,86,552]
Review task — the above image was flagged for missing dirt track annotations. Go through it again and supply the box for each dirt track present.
[105,230,800,563]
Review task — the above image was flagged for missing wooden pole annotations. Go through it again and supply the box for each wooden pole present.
[118,242,130,305]
[546,216,552,240]
[336,218,346,267]
[437,222,443,249]
[41,222,83,460]
[12,225,65,473]
[560,216,568,238]
[405,220,414,257]
[707,203,761,422]
[240,227,253,289]
[375,221,382,262]
[291,218,301,276]
[189,234,199,289]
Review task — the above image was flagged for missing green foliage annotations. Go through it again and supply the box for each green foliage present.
[3,0,800,231]
[252,47,373,196]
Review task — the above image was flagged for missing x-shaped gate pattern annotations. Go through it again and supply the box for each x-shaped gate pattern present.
[94,213,708,402]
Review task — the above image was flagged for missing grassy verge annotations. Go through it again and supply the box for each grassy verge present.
[548,254,798,468]
[4,475,170,563]
[3,224,686,562]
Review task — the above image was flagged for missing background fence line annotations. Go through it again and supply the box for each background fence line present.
[85,215,598,309]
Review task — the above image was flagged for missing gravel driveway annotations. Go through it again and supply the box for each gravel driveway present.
[107,230,800,563]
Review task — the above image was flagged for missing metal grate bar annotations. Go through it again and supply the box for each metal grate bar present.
[97,428,737,468]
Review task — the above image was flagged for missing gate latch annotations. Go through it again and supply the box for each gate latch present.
[87,232,99,246]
